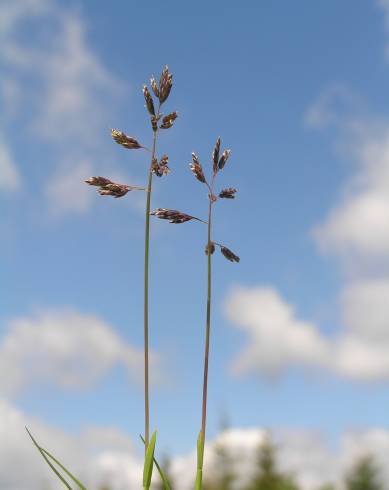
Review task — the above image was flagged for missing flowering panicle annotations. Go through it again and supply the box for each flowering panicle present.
[85,176,144,198]
[150,208,204,224]
[83,66,178,461]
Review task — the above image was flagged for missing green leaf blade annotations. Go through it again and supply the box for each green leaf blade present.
[140,435,171,490]
[143,430,157,489]
[26,427,73,490]
[41,448,87,490]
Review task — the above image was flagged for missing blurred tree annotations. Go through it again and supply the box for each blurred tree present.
[344,455,383,490]
[202,435,236,490]
[245,437,300,490]
[316,485,336,490]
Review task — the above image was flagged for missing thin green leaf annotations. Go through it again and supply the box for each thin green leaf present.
[140,435,171,490]
[26,427,72,490]
[143,430,157,489]
[41,448,87,490]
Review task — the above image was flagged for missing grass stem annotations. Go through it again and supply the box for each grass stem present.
[144,105,160,451]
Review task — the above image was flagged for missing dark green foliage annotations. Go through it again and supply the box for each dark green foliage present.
[202,435,236,490]
[344,455,383,490]
[246,438,300,490]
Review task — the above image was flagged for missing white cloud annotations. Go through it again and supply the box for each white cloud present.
[0,136,21,191]
[0,398,143,490]
[341,279,389,341]
[313,123,389,269]
[302,86,389,381]
[225,282,389,381]
[225,286,329,377]
[0,309,162,397]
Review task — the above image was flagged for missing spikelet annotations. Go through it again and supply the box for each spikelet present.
[111,129,142,149]
[189,153,206,183]
[219,187,237,199]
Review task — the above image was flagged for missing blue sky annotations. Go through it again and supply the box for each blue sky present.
[3,1,389,488]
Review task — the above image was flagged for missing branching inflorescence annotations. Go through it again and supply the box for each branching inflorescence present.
[85,66,176,488]
[151,137,240,489]
[27,68,239,490]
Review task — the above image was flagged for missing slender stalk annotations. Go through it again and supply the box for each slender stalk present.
[200,195,213,452]
[144,105,160,451]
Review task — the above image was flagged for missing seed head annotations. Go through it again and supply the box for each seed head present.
[218,149,231,170]
[219,187,237,199]
[85,176,144,198]
[220,246,240,263]
[85,176,113,187]
[150,208,199,224]
[160,111,178,129]
[111,129,142,149]
[189,153,206,183]
[205,241,215,255]
[212,137,221,175]
[150,76,159,98]
[143,85,155,116]
[159,66,173,104]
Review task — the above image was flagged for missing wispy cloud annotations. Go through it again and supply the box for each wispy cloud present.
[0,136,21,191]
[304,84,362,129]
[0,0,125,214]
[0,309,162,397]
[377,0,389,58]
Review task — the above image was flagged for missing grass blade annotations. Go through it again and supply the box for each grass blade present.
[195,431,204,490]
[140,435,171,490]
[143,430,157,489]
[26,427,72,490]
[41,447,87,490]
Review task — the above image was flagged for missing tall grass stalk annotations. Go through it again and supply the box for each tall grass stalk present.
[143,100,161,450]
[151,139,239,489]
[28,67,176,489]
